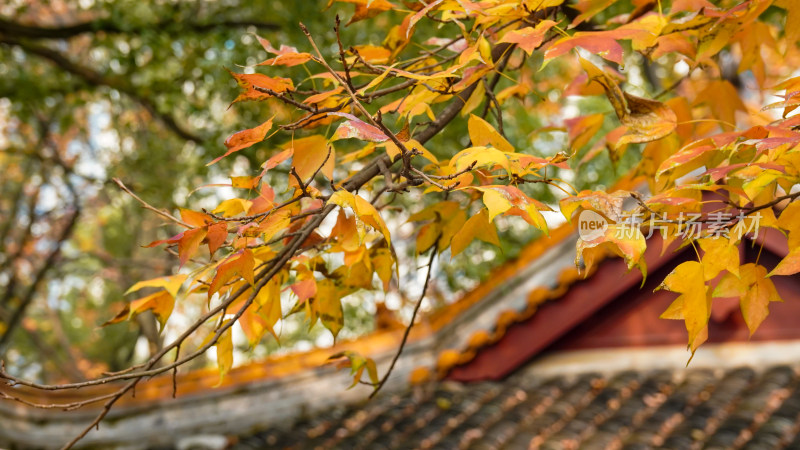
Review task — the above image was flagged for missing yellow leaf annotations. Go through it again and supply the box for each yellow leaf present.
[328,191,392,245]
[658,261,709,352]
[468,114,514,152]
[460,80,485,117]
[478,187,513,221]
[371,247,394,291]
[451,146,510,174]
[560,190,630,223]
[129,290,176,332]
[213,198,252,218]
[316,279,344,340]
[384,139,438,164]
[577,224,646,273]
[698,237,739,281]
[715,264,782,335]
[451,208,500,256]
[214,322,233,386]
[125,274,187,299]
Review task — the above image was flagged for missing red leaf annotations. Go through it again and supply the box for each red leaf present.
[330,112,389,142]
[290,278,317,304]
[545,33,625,65]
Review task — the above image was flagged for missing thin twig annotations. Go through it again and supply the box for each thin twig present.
[369,243,437,398]
[113,178,190,228]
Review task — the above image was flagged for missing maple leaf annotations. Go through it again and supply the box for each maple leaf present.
[580,58,676,144]
[105,290,176,332]
[451,208,500,256]
[658,261,709,355]
[473,185,550,232]
[499,20,556,55]
[125,274,187,299]
[714,264,782,336]
[208,249,255,300]
[285,135,335,186]
[227,69,294,104]
[698,237,740,280]
[564,114,605,153]
[329,0,396,25]
[214,321,234,386]
[329,112,389,142]
[327,350,379,389]
[254,35,313,67]
[315,279,344,340]
[328,190,392,246]
[145,227,208,268]
[209,117,274,165]
[468,114,514,152]
[560,190,630,223]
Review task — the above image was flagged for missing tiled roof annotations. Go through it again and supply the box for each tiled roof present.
[234,364,800,450]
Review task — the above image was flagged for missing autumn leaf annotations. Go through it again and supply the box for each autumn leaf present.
[180,209,213,227]
[408,201,466,253]
[316,279,344,340]
[328,190,392,246]
[105,290,175,331]
[565,114,605,153]
[290,278,317,305]
[206,222,228,257]
[208,249,255,300]
[560,190,630,223]
[545,32,625,66]
[214,322,233,386]
[329,112,389,142]
[714,264,782,336]
[499,20,556,55]
[580,58,676,144]
[451,146,510,174]
[255,35,313,67]
[125,274,187,299]
[473,185,550,232]
[698,237,739,280]
[468,114,514,152]
[658,261,709,354]
[286,135,334,185]
[451,208,500,256]
[327,350,379,389]
[227,69,294,104]
[209,117,274,165]
[576,224,647,275]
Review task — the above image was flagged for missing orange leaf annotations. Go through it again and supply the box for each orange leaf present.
[208,249,255,299]
[209,118,274,165]
[206,222,228,257]
[330,112,389,142]
[227,69,294,104]
[499,20,556,55]
[286,135,334,185]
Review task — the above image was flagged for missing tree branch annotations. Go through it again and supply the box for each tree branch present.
[0,36,203,143]
[0,17,279,40]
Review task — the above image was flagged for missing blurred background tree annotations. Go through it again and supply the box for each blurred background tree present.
[0,0,630,384]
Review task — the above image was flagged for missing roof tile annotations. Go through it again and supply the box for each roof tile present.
[235,365,800,450]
